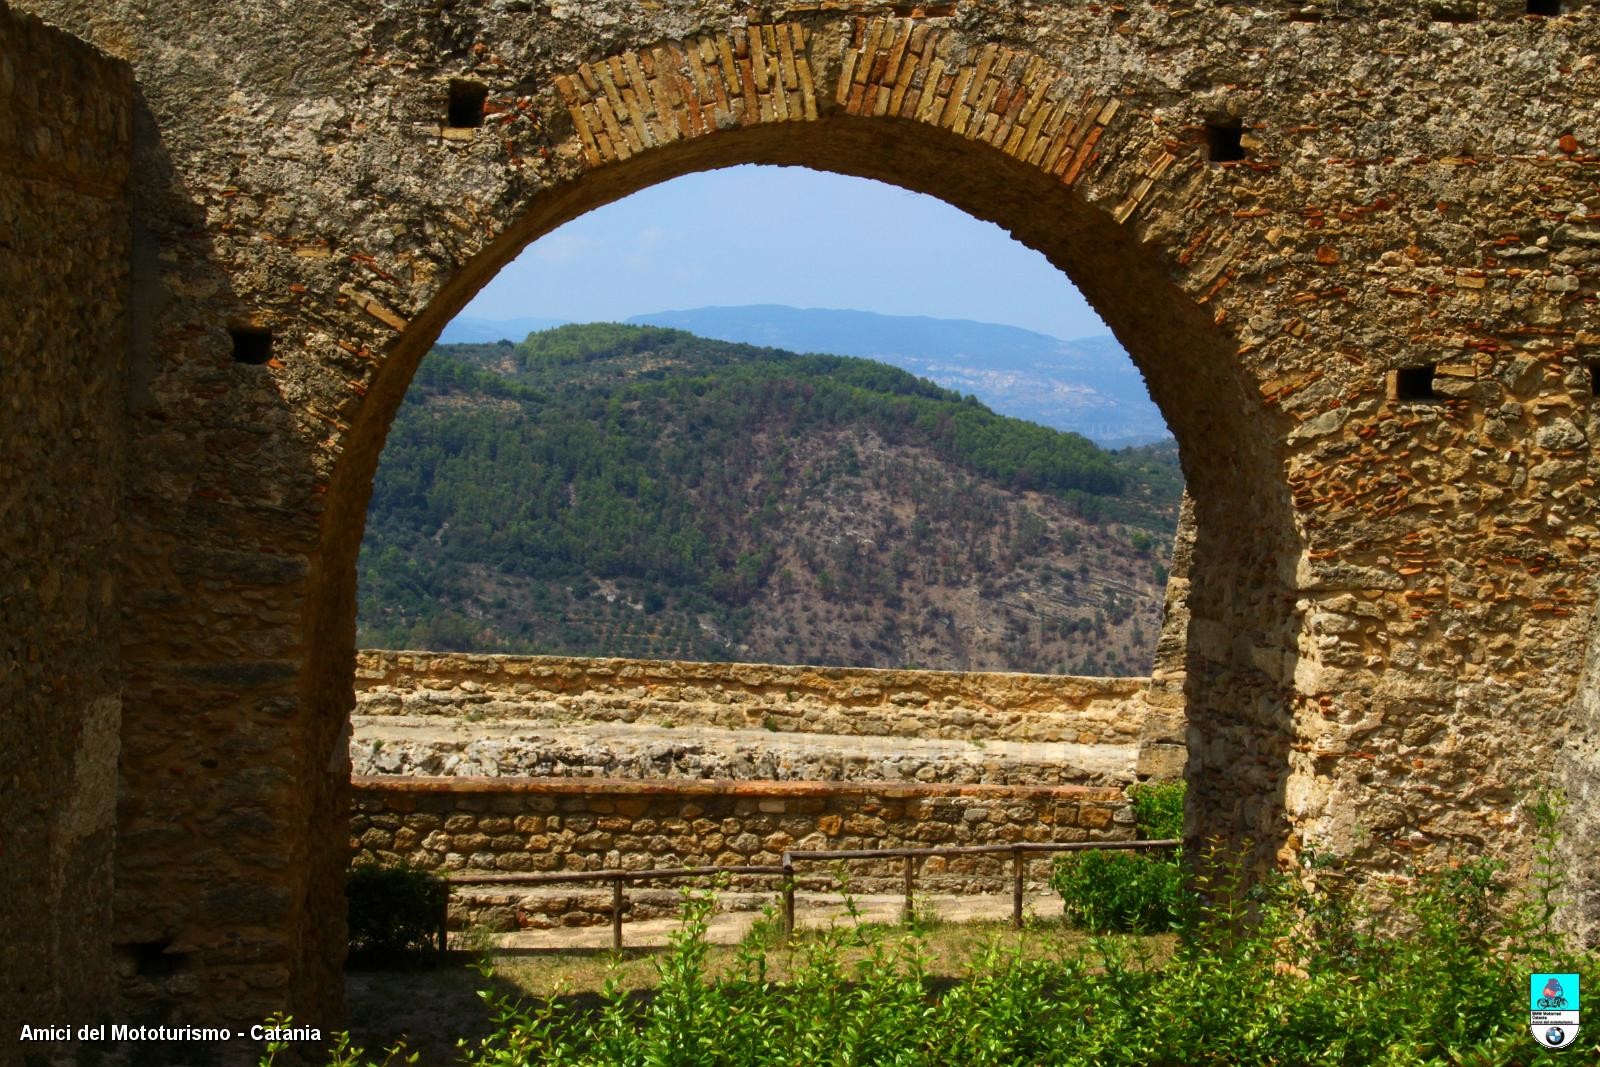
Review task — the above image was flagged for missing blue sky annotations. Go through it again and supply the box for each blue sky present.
[460,164,1110,341]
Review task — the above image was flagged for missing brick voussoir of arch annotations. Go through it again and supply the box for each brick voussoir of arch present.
[548,20,1166,240]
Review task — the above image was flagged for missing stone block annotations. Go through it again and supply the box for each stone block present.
[358,829,393,850]
[615,797,651,818]
[1077,806,1114,830]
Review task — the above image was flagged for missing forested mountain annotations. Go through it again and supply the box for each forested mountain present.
[357,324,1183,674]
[628,305,1168,446]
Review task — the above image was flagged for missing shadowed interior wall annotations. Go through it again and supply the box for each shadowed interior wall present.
[0,1,132,1030]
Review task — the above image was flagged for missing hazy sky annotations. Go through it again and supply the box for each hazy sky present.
[460,164,1110,341]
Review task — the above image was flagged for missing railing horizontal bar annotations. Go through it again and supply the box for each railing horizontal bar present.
[449,864,788,887]
[785,839,1179,863]
[441,839,1177,896]
[436,839,1180,949]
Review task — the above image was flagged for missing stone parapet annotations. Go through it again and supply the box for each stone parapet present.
[355,649,1152,745]
[352,720,1135,786]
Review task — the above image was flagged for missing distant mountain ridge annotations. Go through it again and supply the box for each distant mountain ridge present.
[441,306,1171,445]
[626,305,1168,446]
[439,315,569,344]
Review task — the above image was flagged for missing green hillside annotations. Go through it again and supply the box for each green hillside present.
[357,324,1182,672]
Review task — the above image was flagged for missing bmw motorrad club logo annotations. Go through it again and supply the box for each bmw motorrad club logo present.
[1530,973,1581,1051]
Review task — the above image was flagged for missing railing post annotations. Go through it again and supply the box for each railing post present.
[782,855,795,941]
[902,855,916,925]
[612,876,625,952]
[1012,847,1024,930]
[439,887,450,954]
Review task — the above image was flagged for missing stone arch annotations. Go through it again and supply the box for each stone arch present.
[299,18,1305,1016]
[14,0,1597,1032]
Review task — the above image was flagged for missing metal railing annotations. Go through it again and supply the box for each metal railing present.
[445,838,1179,951]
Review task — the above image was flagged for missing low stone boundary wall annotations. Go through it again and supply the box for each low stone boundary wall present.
[355,650,1151,745]
[351,775,1131,930]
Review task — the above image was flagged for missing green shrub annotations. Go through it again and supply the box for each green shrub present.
[1127,779,1185,841]
[1050,780,1185,933]
[1049,847,1184,933]
[346,862,448,960]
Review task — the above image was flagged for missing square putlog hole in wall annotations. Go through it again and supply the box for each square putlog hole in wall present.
[1206,120,1245,163]
[1392,364,1440,402]
[448,80,488,129]
[117,939,187,979]
[1528,0,1563,16]
[1585,359,1599,396]
[230,326,273,365]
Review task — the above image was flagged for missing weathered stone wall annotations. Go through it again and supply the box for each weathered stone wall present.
[355,726,1132,787]
[351,775,1129,928]
[0,1,131,1033]
[1559,604,1600,943]
[9,0,1600,1028]
[352,650,1148,785]
[1138,492,1194,782]
[355,649,1153,744]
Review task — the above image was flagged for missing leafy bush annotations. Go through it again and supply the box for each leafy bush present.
[346,862,448,961]
[1128,779,1185,841]
[1049,847,1185,933]
[1050,779,1185,933]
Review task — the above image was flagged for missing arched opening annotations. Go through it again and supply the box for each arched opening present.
[301,108,1304,1012]
[345,164,1191,965]
[357,164,1179,672]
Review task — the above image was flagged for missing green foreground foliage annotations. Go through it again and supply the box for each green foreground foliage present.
[1051,780,1186,934]
[282,821,1596,1067]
